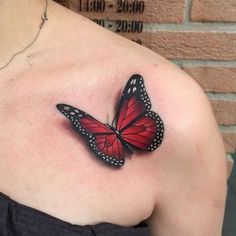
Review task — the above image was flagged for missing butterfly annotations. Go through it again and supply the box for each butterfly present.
[56,74,164,168]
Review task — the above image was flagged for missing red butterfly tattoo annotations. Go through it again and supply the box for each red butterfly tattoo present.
[56,74,164,168]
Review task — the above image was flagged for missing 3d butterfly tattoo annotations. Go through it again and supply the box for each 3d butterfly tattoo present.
[56,74,164,168]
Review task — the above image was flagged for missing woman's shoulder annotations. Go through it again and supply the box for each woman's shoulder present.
[21,0,227,199]
[0,2,227,233]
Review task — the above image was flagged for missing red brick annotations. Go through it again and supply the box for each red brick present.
[183,67,236,93]
[222,132,236,153]
[191,0,236,22]
[211,100,236,125]
[68,0,185,23]
[121,32,236,60]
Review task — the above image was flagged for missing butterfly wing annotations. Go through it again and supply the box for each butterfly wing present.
[56,104,124,167]
[121,111,164,151]
[56,74,164,167]
[115,74,164,152]
[115,74,150,131]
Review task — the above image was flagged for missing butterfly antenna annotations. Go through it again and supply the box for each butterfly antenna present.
[112,106,118,127]
[112,88,123,127]
[107,113,110,125]
[115,88,123,110]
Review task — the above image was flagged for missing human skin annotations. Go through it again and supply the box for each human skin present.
[0,0,227,235]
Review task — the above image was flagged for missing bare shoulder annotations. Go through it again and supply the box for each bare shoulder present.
[9,2,227,229]
[82,8,229,232]
[73,17,229,233]
[130,53,228,235]
[51,4,228,231]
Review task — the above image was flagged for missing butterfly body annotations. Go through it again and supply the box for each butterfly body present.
[106,124,120,135]
[106,124,135,155]
[57,74,164,168]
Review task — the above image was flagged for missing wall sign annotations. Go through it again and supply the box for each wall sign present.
[68,0,149,45]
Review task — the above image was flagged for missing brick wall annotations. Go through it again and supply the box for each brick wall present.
[54,0,236,156]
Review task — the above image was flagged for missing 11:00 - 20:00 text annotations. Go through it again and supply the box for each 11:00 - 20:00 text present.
[77,0,145,13]
[93,19,143,44]
[93,19,143,33]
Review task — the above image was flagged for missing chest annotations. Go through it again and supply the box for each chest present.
[0,70,156,226]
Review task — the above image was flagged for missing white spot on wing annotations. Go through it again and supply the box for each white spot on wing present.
[131,78,136,85]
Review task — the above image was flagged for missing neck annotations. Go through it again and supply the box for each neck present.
[0,0,48,69]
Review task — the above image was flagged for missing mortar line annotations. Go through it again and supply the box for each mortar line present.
[143,22,236,32]
[171,59,236,67]
[184,0,192,24]
[207,93,236,101]
[220,125,236,133]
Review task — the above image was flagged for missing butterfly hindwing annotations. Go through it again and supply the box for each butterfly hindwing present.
[92,134,124,166]
[121,111,164,151]
[56,104,124,167]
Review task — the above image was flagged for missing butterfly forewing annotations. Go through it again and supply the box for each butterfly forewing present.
[116,96,146,131]
[56,104,125,167]
[114,74,164,151]
[115,74,152,131]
